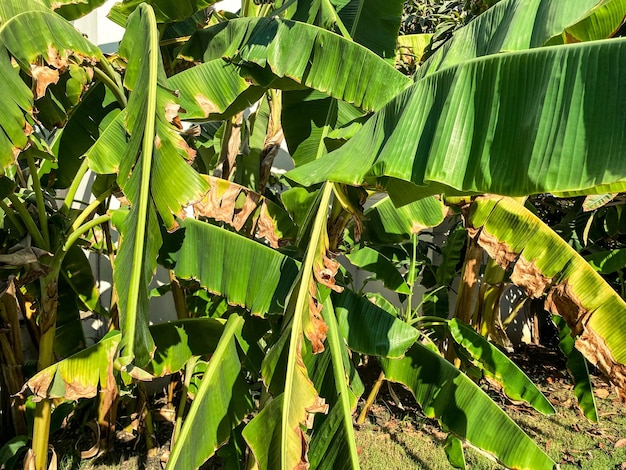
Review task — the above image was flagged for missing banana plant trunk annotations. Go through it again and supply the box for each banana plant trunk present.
[32,270,60,470]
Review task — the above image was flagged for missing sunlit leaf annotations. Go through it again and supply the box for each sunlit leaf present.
[448,318,555,415]
[381,342,555,470]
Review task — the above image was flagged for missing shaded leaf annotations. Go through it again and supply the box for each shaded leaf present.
[553,315,598,422]
[362,195,446,244]
[334,289,418,358]
[167,314,253,469]
[346,246,410,294]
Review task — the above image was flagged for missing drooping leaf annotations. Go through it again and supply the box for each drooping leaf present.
[288,37,626,199]
[334,289,418,358]
[548,0,626,44]
[448,318,555,415]
[109,0,219,25]
[552,315,598,422]
[174,218,300,316]
[192,175,297,248]
[381,342,555,470]
[0,9,102,79]
[167,314,253,469]
[346,246,410,294]
[26,331,121,402]
[0,48,32,171]
[179,17,412,113]
[465,196,626,398]
[362,195,446,244]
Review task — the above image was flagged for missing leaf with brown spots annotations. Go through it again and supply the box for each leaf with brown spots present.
[30,65,59,99]
[193,175,296,247]
[465,196,626,400]
[24,332,121,402]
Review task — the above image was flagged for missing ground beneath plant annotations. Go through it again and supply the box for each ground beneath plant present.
[53,345,626,470]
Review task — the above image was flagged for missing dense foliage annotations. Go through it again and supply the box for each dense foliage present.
[1,1,626,469]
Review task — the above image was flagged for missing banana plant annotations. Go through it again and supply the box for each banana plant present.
[4,1,626,470]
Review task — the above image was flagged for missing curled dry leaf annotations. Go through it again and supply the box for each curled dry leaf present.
[31,65,59,99]
[305,279,328,354]
[314,256,344,293]
[193,176,289,248]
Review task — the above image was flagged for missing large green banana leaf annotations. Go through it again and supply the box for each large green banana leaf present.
[179,17,411,113]
[381,342,555,470]
[167,314,253,470]
[465,196,626,397]
[287,37,626,198]
[89,4,208,369]
[417,0,609,77]
[173,218,300,315]
[547,0,626,45]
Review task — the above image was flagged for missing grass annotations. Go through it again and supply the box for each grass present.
[354,374,626,469]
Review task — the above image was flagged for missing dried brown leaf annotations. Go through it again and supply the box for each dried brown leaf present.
[615,438,626,449]
[194,94,220,117]
[31,65,59,99]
